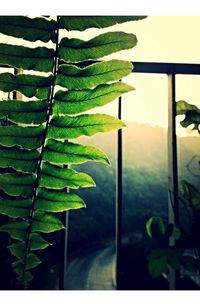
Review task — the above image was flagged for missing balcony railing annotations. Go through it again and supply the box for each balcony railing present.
[115,61,200,290]
[1,61,200,290]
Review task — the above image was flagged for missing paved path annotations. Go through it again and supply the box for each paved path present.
[65,243,116,290]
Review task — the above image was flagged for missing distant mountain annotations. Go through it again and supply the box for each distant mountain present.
[76,121,199,168]
[68,122,200,252]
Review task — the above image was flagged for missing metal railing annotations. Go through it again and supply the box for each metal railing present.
[1,62,200,290]
[115,61,200,290]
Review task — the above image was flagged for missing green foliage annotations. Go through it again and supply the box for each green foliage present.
[176,100,200,131]
[0,43,54,72]
[146,216,167,238]
[0,73,52,98]
[59,32,137,62]
[179,179,200,210]
[43,140,110,165]
[0,15,145,288]
[0,146,40,173]
[147,248,183,278]
[146,217,181,241]
[59,16,146,31]
[0,99,48,124]
[47,114,126,139]
[53,82,133,115]
[35,188,85,212]
[39,162,95,189]
[56,60,133,90]
[146,100,200,283]
[0,16,56,42]
[0,197,32,219]
[167,224,181,241]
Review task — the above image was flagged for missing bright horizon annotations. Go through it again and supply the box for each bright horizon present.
[83,16,200,137]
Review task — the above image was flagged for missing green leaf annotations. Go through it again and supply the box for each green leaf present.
[0,157,37,173]
[48,114,125,139]
[179,179,190,198]
[32,211,64,233]
[0,99,48,124]
[16,270,33,286]
[53,82,134,115]
[24,253,42,270]
[0,220,28,241]
[0,43,54,72]
[30,233,51,251]
[12,253,42,270]
[0,16,56,42]
[146,217,167,238]
[165,223,181,241]
[181,110,200,130]
[0,196,32,219]
[44,139,110,165]
[0,124,44,150]
[9,251,40,282]
[59,16,147,31]
[148,248,183,278]
[39,162,95,189]
[56,60,133,90]
[0,146,40,173]
[171,224,181,241]
[12,255,39,287]
[0,173,35,197]
[0,137,43,150]
[176,100,200,130]
[180,180,200,210]
[0,125,45,137]
[176,100,200,115]
[59,32,137,63]
[147,249,168,278]
[8,235,50,256]
[36,188,85,212]
[0,73,52,98]
[8,241,25,259]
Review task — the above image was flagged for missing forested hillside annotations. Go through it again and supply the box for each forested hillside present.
[68,122,200,252]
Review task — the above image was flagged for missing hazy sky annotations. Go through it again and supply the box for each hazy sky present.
[83,16,200,137]
[1,16,200,136]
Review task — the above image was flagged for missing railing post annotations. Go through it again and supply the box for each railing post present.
[13,68,23,100]
[59,210,69,290]
[167,72,179,289]
[115,95,123,290]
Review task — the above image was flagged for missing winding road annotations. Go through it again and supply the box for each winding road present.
[65,243,116,290]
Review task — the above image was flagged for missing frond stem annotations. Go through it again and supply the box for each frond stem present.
[22,16,60,286]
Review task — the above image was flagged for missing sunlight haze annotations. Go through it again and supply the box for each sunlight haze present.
[83,16,200,137]
[0,16,200,136]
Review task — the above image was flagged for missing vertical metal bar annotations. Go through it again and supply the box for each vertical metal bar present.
[59,210,69,290]
[13,68,23,100]
[59,159,70,289]
[115,95,123,290]
[167,73,179,289]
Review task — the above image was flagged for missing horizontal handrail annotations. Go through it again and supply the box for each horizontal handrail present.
[133,62,200,75]
[1,62,200,75]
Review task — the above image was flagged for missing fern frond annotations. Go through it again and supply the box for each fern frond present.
[0,15,146,288]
